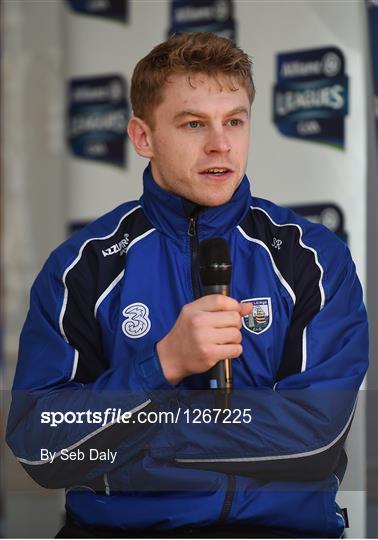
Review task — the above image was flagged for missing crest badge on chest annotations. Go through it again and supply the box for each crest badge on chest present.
[241,297,272,335]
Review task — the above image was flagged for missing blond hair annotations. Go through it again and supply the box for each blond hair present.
[130,32,255,127]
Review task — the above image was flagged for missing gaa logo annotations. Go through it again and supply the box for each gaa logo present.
[242,297,272,335]
[122,303,151,339]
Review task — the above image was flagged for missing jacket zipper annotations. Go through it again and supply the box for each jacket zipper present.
[188,214,235,524]
[218,475,236,523]
[188,214,202,299]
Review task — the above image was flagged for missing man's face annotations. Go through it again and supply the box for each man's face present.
[130,73,251,207]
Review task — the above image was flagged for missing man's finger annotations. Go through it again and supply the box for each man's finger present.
[239,302,253,316]
[213,327,242,345]
[205,311,243,329]
[213,343,243,360]
[193,294,242,312]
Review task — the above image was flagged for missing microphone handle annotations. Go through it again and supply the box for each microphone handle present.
[203,284,229,296]
[209,360,233,391]
[203,284,233,392]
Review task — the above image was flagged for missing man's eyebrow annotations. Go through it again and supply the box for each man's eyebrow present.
[173,110,207,121]
[173,106,249,121]
[226,106,250,118]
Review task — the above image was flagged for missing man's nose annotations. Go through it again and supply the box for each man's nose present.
[204,127,231,154]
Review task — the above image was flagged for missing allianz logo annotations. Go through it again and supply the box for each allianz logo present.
[280,52,341,79]
[174,0,230,24]
[102,233,130,257]
[72,81,123,104]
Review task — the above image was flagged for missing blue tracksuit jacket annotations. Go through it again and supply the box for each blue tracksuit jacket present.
[7,165,369,537]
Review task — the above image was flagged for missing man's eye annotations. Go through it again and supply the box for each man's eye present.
[229,119,243,127]
[188,121,201,129]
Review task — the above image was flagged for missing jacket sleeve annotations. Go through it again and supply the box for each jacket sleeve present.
[6,246,171,490]
[148,242,369,483]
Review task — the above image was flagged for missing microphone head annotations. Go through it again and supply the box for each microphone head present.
[199,238,232,286]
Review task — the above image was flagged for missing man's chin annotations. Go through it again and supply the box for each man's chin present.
[184,186,236,207]
[200,190,235,207]
[205,197,233,207]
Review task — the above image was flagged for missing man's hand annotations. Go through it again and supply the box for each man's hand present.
[156,295,252,385]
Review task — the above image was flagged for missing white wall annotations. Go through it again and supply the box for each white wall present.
[2,0,66,537]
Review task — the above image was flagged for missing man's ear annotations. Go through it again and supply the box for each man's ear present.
[127,116,154,158]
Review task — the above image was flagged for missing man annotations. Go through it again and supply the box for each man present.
[7,32,368,538]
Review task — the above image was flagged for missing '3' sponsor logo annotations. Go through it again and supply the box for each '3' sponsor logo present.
[122,303,151,339]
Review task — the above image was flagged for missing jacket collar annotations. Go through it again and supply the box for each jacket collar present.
[140,164,252,239]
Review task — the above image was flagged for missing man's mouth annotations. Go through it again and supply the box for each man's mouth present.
[200,168,232,176]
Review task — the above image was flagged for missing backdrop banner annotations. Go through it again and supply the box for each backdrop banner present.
[273,46,349,149]
[168,0,236,41]
[66,0,128,23]
[289,203,348,244]
[67,74,129,167]
[368,1,378,136]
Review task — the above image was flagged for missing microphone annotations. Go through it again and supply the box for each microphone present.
[199,238,233,392]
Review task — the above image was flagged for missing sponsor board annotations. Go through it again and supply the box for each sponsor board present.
[289,203,348,244]
[368,2,378,125]
[273,47,349,149]
[168,0,236,41]
[67,74,129,167]
[66,0,128,23]
[69,222,90,237]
